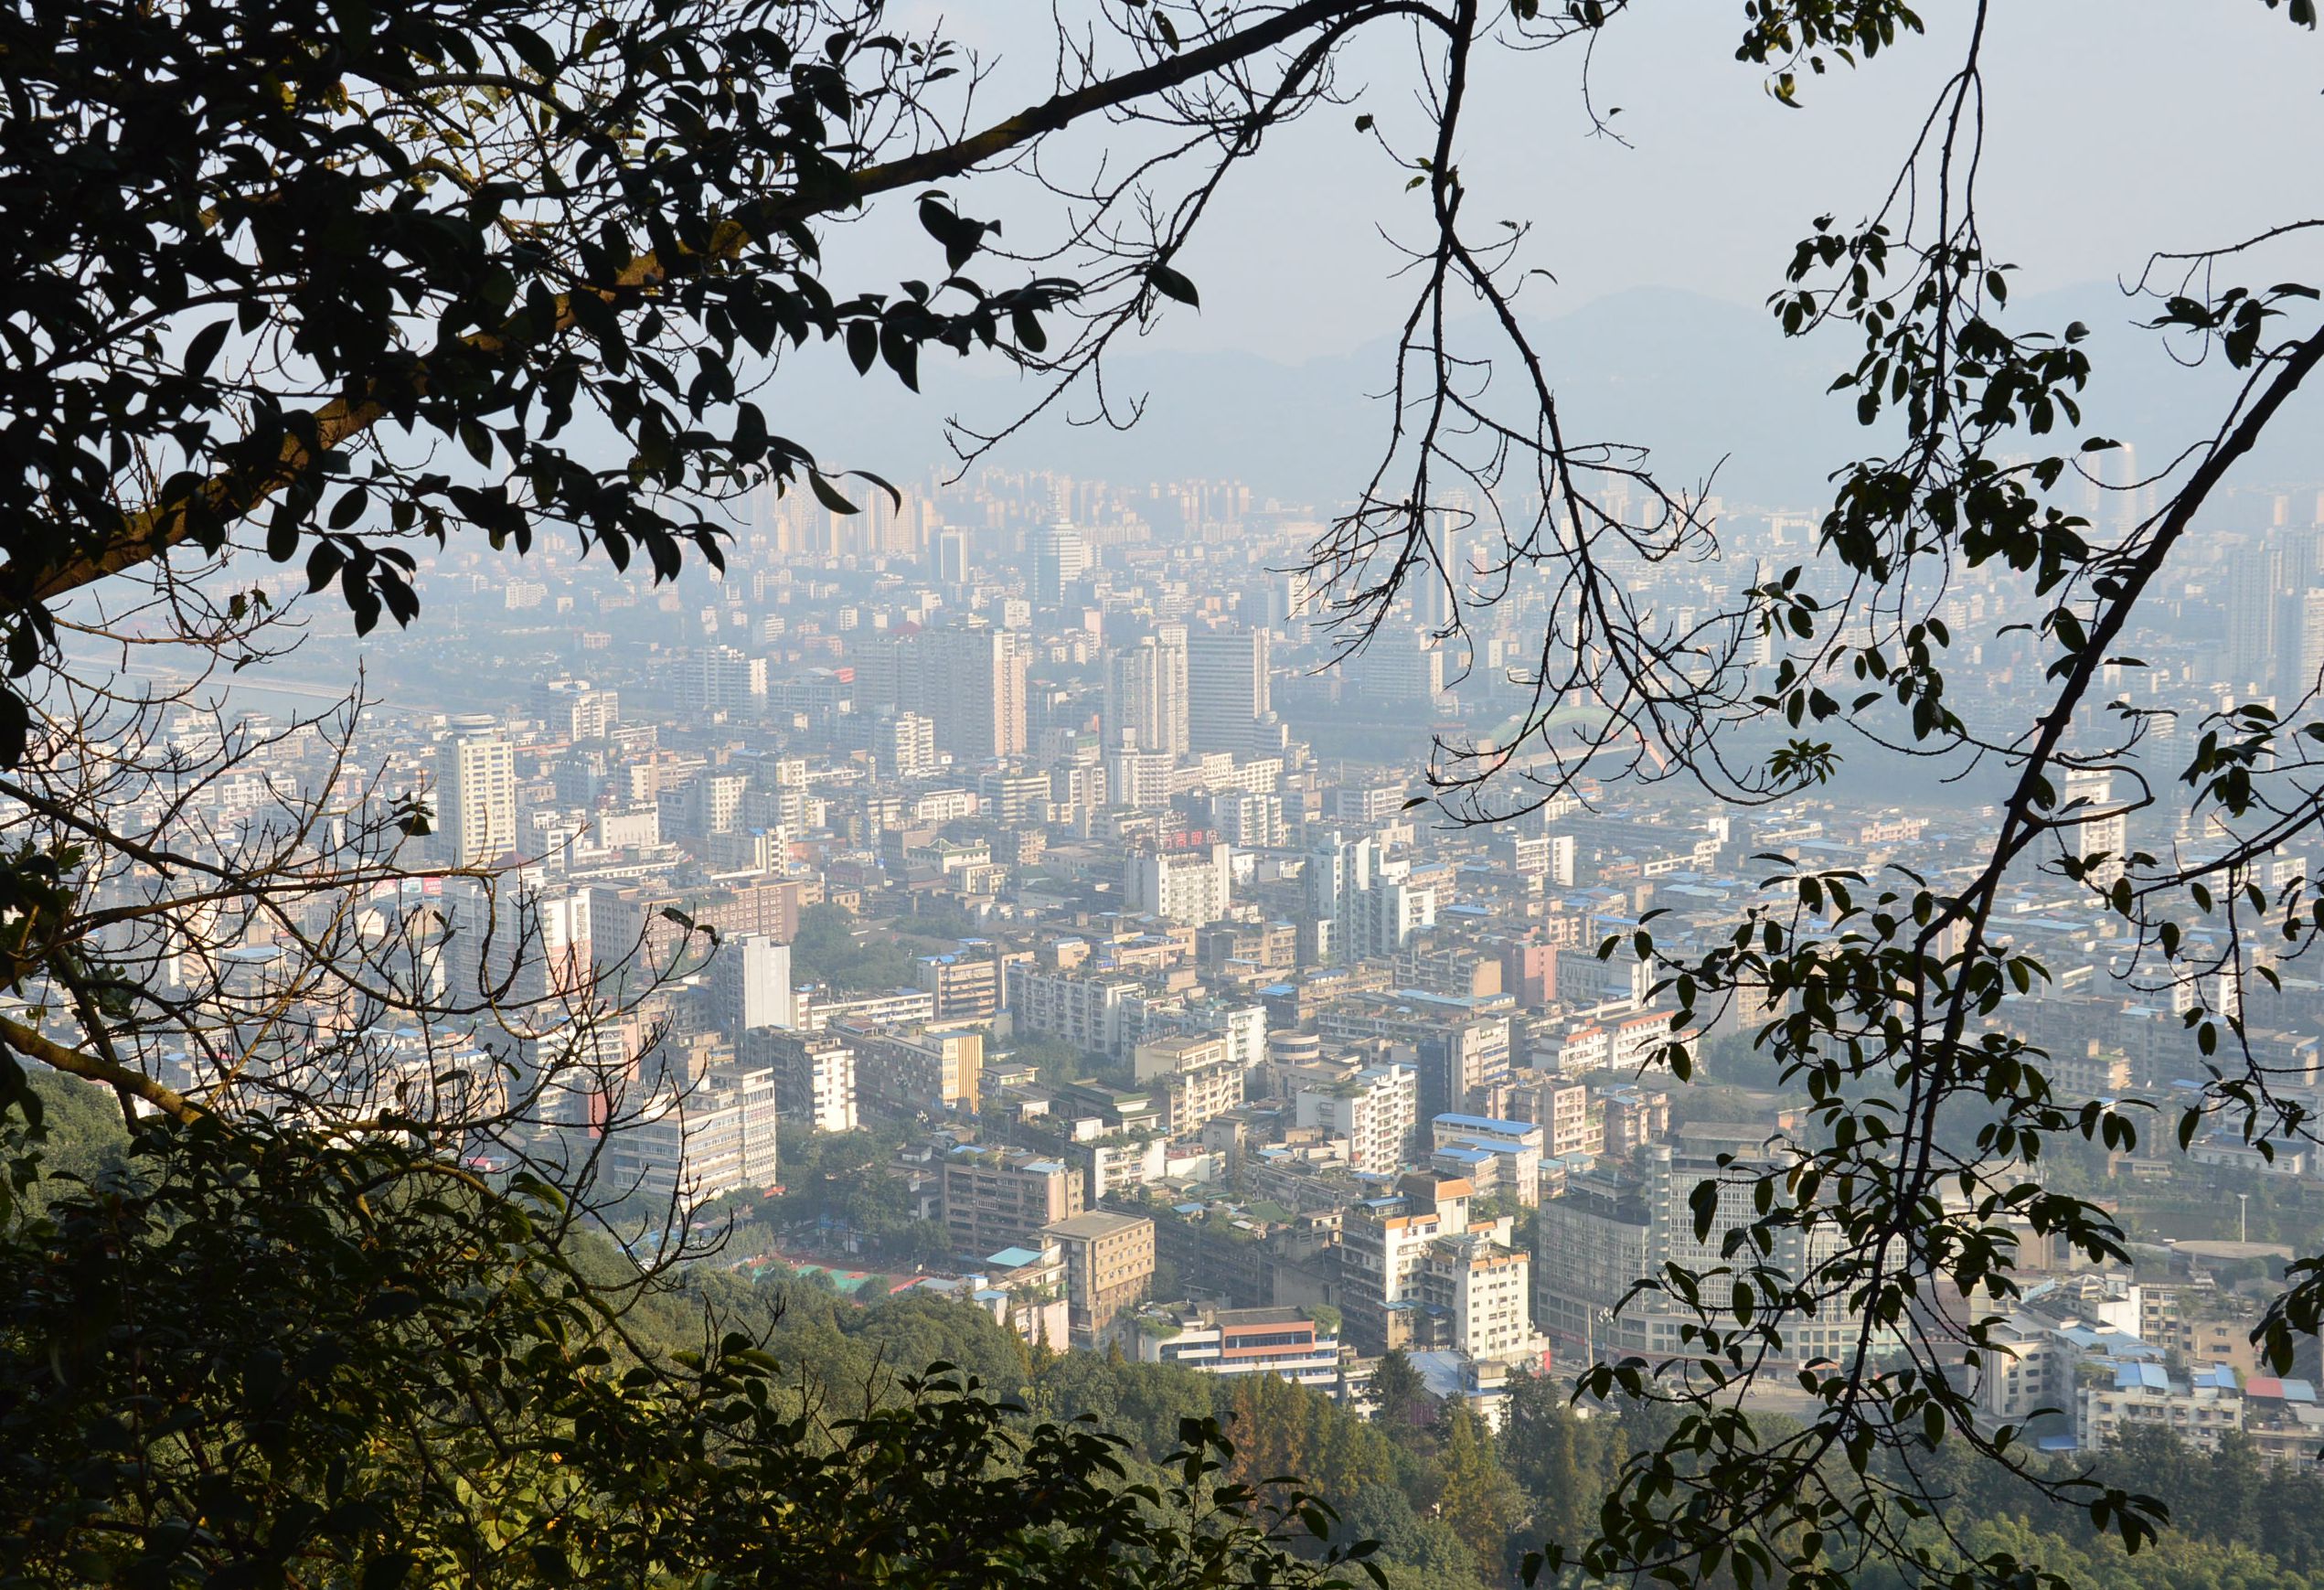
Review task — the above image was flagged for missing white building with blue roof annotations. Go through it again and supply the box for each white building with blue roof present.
[1430,1113,1544,1207]
[2080,1357,2245,1452]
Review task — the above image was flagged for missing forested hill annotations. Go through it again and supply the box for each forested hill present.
[677,1259,2324,1590]
[14,1075,2324,1590]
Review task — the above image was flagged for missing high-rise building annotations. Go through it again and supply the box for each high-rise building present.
[1327,1179,1536,1360]
[1291,1061,1418,1172]
[924,623,1028,762]
[1306,829,1375,923]
[1032,520,1091,607]
[1317,991,1512,1124]
[2227,539,2291,699]
[439,732,517,867]
[710,933,795,1035]
[755,1029,858,1134]
[2057,768,2128,890]
[935,526,971,584]
[671,646,768,714]
[1124,834,1232,925]
[658,770,749,842]
[1186,627,1271,752]
[531,678,619,741]
[1343,634,1446,709]
[1104,624,1190,755]
[603,1064,781,1215]
[875,712,938,777]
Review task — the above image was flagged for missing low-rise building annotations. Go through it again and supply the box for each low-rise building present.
[1110,1302,1342,1390]
[1430,1114,1546,1207]
[2081,1361,2244,1452]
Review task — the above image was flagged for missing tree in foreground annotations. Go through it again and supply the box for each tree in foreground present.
[5,3,2324,1589]
[0,1108,1377,1589]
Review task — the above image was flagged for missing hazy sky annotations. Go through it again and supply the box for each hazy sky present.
[886,3,2324,363]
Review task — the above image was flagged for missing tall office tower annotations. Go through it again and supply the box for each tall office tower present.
[710,933,795,1036]
[2299,588,2324,705]
[1103,624,1190,756]
[1344,631,1447,708]
[439,732,517,867]
[2227,539,2295,699]
[1032,519,1091,608]
[1186,627,1271,752]
[924,622,1027,762]
[935,526,971,584]
[1425,511,1467,633]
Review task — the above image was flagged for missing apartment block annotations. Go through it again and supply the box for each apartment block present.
[1290,1062,1417,1173]
[602,1065,780,1215]
[1043,1209,1157,1346]
[751,1029,858,1134]
[943,1145,1084,1254]
[837,1019,982,1115]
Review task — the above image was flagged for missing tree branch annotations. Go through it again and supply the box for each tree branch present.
[1,0,1420,612]
[0,1010,204,1125]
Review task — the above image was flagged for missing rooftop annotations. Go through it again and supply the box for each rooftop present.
[1042,1210,1150,1240]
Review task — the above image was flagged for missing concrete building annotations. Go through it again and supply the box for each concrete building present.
[1006,965,1153,1059]
[439,731,516,867]
[1109,1301,1340,1390]
[1105,624,1190,756]
[532,678,619,741]
[603,1065,781,1215]
[1290,1062,1418,1173]
[1533,1163,1657,1364]
[710,933,795,1036]
[1187,627,1272,753]
[1430,1114,1546,1207]
[1133,1032,1245,1135]
[840,1020,982,1115]
[1032,519,1091,607]
[1043,1208,1157,1346]
[1125,833,1233,926]
[1339,1172,1471,1353]
[1425,1233,1536,1362]
[875,712,937,777]
[1317,991,1512,1123]
[932,623,1029,761]
[672,646,768,714]
[755,1029,858,1134]
[2082,1361,2245,1452]
[943,1145,1083,1254]
[1963,1313,2073,1429]
[916,950,1001,1020]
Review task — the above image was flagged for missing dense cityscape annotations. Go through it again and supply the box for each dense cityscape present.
[18,5,2324,1586]
[55,456,2324,1466]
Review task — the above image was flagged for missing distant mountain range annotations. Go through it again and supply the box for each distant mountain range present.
[788,283,2324,513]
